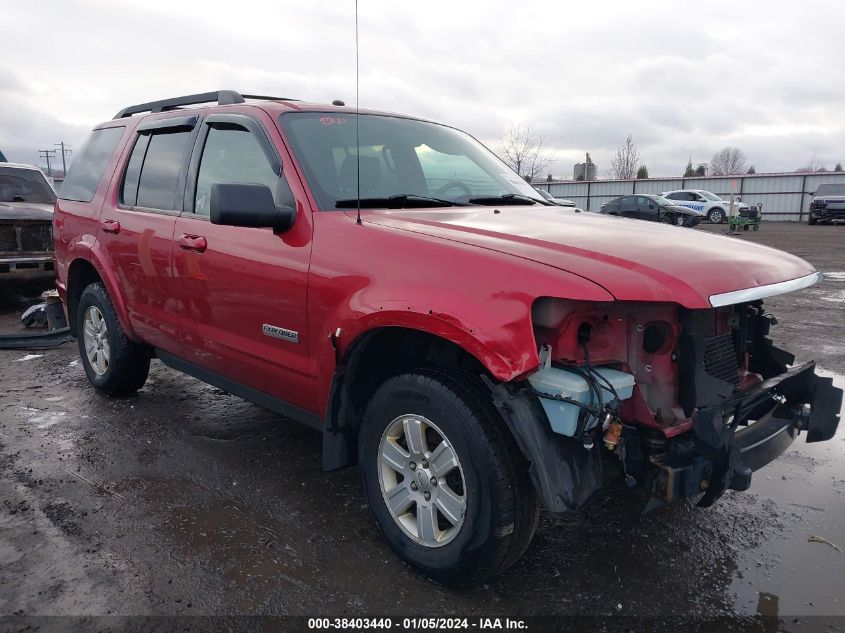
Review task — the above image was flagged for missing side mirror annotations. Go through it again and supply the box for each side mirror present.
[210,183,295,231]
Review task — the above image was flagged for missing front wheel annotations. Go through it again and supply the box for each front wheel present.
[808,214,817,225]
[76,282,150,396]
[708,207,725,223]
[359,371,538,584]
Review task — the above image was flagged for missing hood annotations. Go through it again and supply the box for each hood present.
[364,207,816,309]
[0,201,54,221]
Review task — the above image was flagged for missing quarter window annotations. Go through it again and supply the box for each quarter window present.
[60,127,124,202]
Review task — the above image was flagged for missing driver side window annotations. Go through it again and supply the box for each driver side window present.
[194,124,293,216]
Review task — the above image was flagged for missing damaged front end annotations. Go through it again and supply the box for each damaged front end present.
[491,298,843,516]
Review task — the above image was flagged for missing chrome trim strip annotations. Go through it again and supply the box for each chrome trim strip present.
[709,272,823,307]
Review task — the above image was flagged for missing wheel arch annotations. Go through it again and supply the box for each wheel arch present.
[66,255,135,340]
[322,325,497,471]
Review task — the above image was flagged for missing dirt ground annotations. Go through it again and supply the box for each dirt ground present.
[0,222,843,627]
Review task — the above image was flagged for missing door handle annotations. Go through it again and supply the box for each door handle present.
[100,219,121,234]
[178,234,208,253]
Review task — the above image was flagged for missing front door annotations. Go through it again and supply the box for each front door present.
[635,196,658,221]
[172,109,315,413]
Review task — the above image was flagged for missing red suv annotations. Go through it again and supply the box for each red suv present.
[54,91,841,583]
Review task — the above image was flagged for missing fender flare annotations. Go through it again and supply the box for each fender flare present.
[66,241,138,341]
[318,306,539,471]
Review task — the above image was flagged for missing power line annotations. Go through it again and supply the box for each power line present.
[38,149,57,177]
[55,142,72,176]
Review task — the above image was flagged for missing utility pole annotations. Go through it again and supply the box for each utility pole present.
[55,142,72,176]
[38,149,57,177]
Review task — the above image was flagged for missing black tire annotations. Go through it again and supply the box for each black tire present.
[359,370,538,585]
[707,207,725,223]
[808,215,817,225]
[76,282,150,396]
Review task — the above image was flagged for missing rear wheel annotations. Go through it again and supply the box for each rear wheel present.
[359,370,538,584]
[76,283,150,396]
[708,207,725,223]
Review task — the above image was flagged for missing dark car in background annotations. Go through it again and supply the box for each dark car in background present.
[535,188,578,208]
[0,163,57,285]
[808,183,845,225]
[599,194,703,227]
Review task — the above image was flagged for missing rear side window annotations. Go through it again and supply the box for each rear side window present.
[59,127,124,202]
[131,130,192,211]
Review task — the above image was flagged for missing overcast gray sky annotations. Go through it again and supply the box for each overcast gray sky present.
[2,0,843,178]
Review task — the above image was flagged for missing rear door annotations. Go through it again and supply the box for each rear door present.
[618,196,637,217]
[172,109,315,412]
[98,115,199,353]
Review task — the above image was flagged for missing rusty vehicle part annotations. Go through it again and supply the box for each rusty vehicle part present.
[0,163,56,284]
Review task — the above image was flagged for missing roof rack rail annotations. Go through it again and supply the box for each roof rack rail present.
[113,90,299,119]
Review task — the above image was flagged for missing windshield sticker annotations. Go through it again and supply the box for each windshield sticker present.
[320,116,348,125]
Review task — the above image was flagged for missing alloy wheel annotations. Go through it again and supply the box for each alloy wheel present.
[82,305,110,376]
[377,414,466,548]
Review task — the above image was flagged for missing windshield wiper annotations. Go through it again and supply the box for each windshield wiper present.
[466,193,548,206]
[335,194,470,209]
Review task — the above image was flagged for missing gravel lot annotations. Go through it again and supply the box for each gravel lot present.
[0,222,843,626]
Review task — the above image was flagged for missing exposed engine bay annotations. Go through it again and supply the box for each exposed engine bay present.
[488,298,843,516]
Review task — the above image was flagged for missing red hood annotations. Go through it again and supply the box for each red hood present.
[364,207,817,309]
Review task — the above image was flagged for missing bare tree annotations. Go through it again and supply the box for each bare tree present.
[498,125,553,183]
[796,153,825,173]
[609,133,640,180]
[710,147,747,176]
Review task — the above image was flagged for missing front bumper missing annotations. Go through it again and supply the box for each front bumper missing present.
[651,362,842,506]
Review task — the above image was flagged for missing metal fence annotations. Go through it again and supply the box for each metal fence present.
[536,172,845,221]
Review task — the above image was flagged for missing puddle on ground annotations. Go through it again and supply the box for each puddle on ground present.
[18,406,68,430]
[728,368,845,616]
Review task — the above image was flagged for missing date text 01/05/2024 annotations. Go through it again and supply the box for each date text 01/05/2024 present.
[306,617,528,630]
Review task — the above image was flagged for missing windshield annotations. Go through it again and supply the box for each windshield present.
[0,167,56,204]
[652,195,674,206]
[699,191,721,201]
[816,184,845,196]
[279,113,546,209]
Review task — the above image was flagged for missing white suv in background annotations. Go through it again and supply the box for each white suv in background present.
[660,189,750,224]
